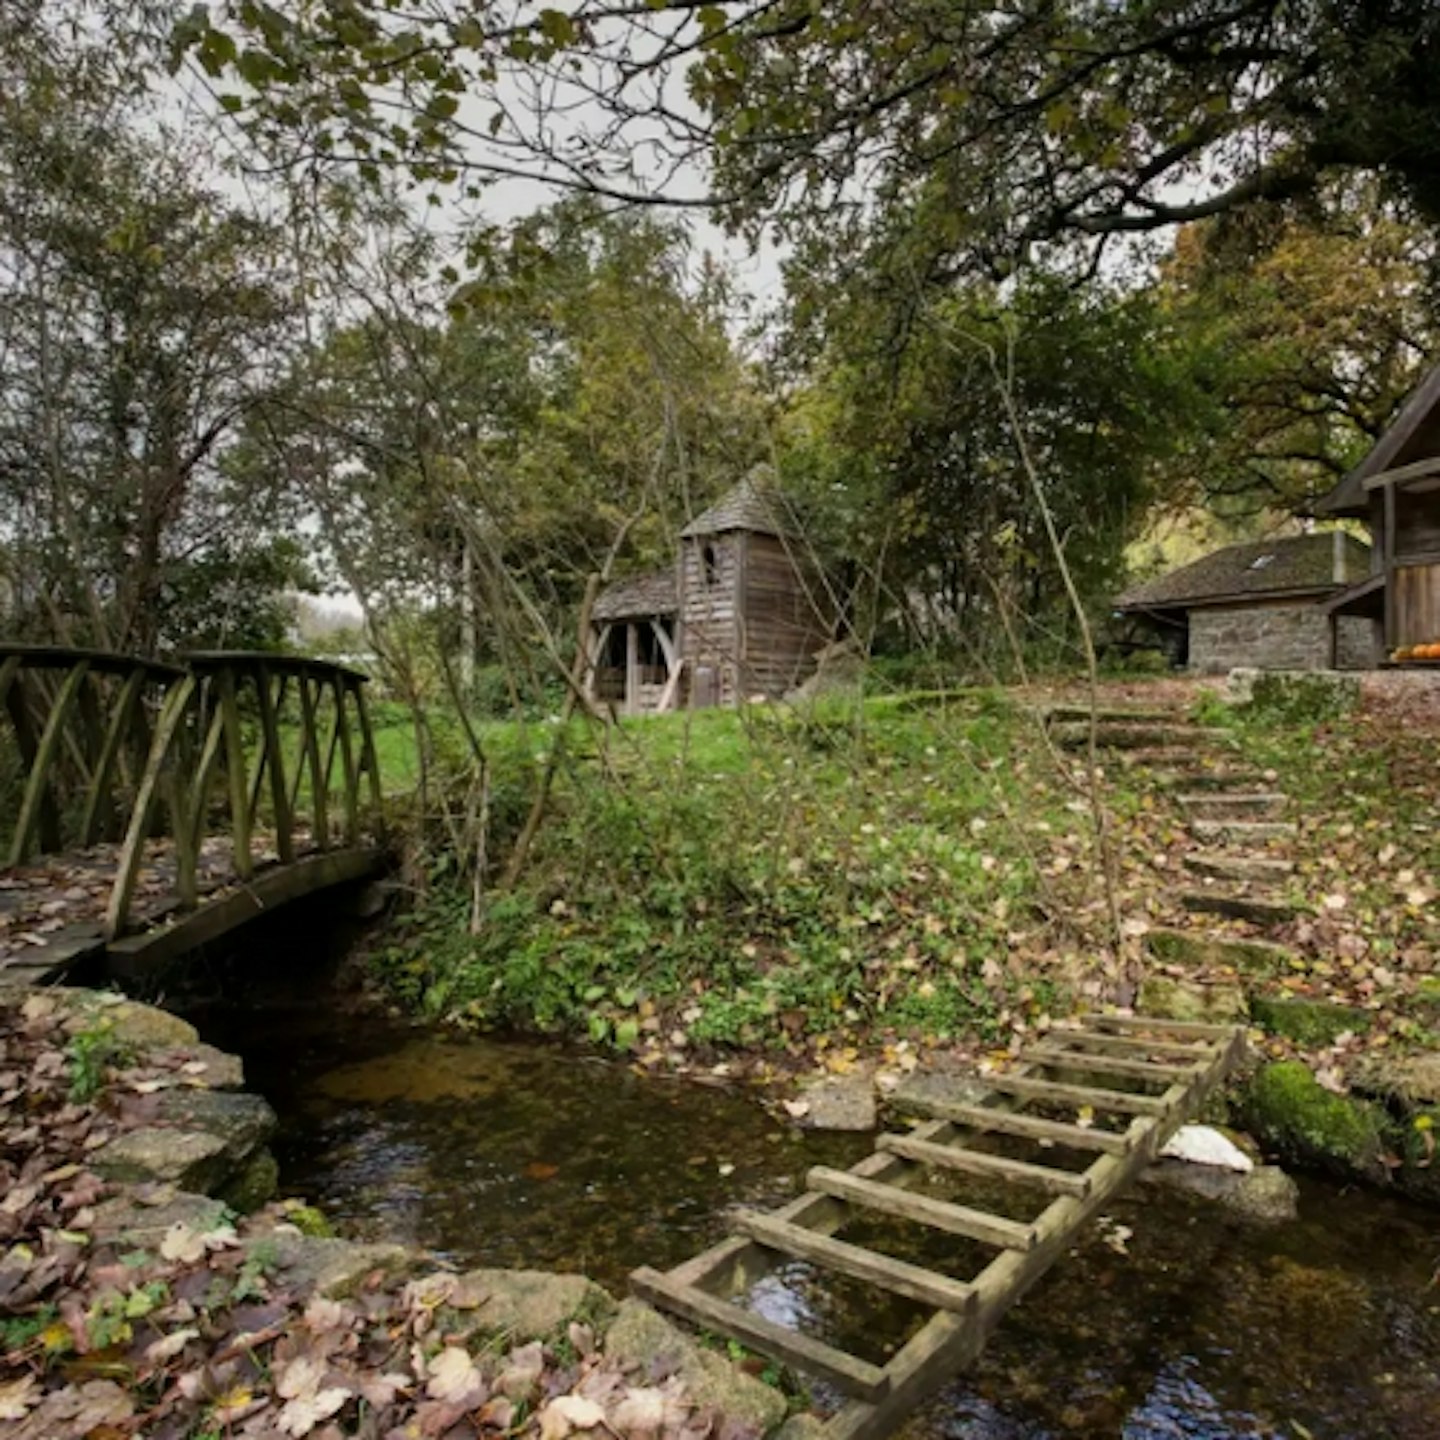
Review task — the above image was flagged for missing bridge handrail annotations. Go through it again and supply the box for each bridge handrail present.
[1,644,384,940]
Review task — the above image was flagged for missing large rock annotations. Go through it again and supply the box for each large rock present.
[49,988,200,1049]
[90,1190,231,1246]
[1145,1158,1298,1223]
[1353,1052,1440,1106]
[1249,996,1372,1047]
[452,1269,614,1341]
[154,1088,276,1163]
[259,1233,411,1298]
[91,1127,233,1192]
[1240,1062,1386,1181]
[604,1298,787,1435]
[216,1147,279,1213]
[886,1069,990,1115]
[1138,974,1247,1024]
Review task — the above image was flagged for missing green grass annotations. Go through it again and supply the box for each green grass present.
[371,688,1099,1054]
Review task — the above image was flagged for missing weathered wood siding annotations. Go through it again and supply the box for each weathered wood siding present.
[739,534,831,697]
[1395,490,1440,560]
[1394,562,1440,646]
[679,535,742,707]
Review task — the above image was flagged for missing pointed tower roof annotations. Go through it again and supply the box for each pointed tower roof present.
[679,469,796,538]
[1318,360,1440,517]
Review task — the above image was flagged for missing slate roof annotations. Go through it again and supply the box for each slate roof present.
[1115,532,1371,612]
[679,473,796,538]
[591,569,676,622]
[1318,360,1440,517]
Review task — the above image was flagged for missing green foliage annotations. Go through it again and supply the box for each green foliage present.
[1240,674,1359,728]
[65,1023,133,1103]
[373,696,1079,1050]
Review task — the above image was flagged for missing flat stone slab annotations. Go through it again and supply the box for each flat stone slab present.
[796,1073,877,1131]
[1178,793,1288,819]
[91,1126,232,1191]
[1249,996,1373,1046]
[887,1068,991,1115]
[1181,891,1298,927]
[90,1190,231,1246]
[1139,974,1248,1024]
[1190,819,1297,844]
[1183,852,1294,883]
[451,1268,614,1340]
[1353,1052,1440,1106]
[154,1087,276,1162]
[604,1298,787,1435]
[261,1233,412,1298]
[1146,928,1293,975]
[1053,722,1233,751]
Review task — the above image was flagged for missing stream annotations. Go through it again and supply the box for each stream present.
[200,1003,1440,1439]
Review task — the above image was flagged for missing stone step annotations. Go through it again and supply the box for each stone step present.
[1146,927,1294,975]
[1043,704,1181,725]
[1189,819,1297,845]
[1051,722,1234,752]
[1178,792,1289,820]
[1183,851,1295,884]
[1157,767,1271,792]
[1180,891,1298,927]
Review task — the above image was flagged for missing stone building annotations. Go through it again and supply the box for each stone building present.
[1115,531,1379,673]
[587,476,833,714]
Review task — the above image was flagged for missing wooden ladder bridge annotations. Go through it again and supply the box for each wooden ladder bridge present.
[1,643,387,985]
[633,1016,1246,1439]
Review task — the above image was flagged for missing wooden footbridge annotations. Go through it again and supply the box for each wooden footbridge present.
[0,643,387,985]
[634,1015,1246,1439]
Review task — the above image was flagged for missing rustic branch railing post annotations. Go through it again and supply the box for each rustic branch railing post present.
[4,644,382,945]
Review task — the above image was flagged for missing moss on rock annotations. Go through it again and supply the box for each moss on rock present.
[1249,996,1372,1047]
[1241,1062,1385,1179]
[1138,974,1247,1024]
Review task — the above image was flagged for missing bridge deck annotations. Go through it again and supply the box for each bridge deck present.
[632,1016,1246,1439]
[0,836,384,984]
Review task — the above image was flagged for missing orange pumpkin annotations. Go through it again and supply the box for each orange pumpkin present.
[1396,646,1416,661]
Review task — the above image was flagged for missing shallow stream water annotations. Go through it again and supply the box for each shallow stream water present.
[207,1006,1440,1439]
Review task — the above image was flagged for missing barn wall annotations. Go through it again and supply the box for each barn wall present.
[738,534,831,698]
[1188,600,1335,673]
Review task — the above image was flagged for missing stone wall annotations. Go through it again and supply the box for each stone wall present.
[1189,602,1379,673]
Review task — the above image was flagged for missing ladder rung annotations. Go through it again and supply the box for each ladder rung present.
[876,1132,1091,1198]
[1022,1046,1197,1082]
[1056,1028,1214,1061]
[629,1266,890,1401]
[807,1167,1037,1250]
[984,1072,1168,1116]
[734,1211,978,1313]
[1089,1014,1239,1040]
[896,1096,1135,1155]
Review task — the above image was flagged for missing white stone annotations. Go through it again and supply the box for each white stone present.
[1159,1124,1254,1173]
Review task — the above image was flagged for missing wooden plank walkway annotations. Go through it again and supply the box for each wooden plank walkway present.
[632,1015,1246,1439]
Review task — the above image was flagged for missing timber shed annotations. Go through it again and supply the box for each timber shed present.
[1115,532,1378,673]
[588,475,833,714]
[1317,359,1440,656]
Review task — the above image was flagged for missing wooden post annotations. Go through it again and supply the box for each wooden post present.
[79,667,145,846]
[352,678,384,831]
[296,671,329,849]
[625,622,639,716]
[254,663,295,864]
[217,667,253,880]
[332,673,360,845]
[178,701,228,908]
[1384,478,1397,649]
[106,675,197,939]
[10,659,90,865]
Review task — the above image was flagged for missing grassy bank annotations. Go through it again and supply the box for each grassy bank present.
[371,692,1116,1060]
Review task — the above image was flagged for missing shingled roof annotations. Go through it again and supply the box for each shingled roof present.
[1318,360,1440,518]
[592,569,676,622]
[679,473,796,538]
[1115,532,1370,612]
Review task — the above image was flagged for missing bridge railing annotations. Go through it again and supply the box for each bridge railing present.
[0,645,383,939]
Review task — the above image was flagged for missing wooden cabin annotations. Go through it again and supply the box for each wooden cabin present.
[1114,532,1377,673]
[588,476,833,714]
[1317,361,1440,657]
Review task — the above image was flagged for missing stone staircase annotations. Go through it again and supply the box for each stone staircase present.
[1045,699,1304,1016]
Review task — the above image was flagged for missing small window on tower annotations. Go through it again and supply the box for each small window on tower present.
[702,542,719,587]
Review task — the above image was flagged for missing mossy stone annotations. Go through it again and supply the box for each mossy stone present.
[1249,996,1372,1047]
[216,1147,279,1213]
[1240,1061,1385,1179]
[283,1203,334,1238]
[1147,929,1291,976]
[1138,974,1247,1024]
